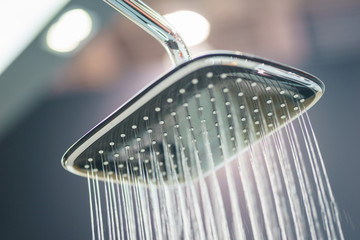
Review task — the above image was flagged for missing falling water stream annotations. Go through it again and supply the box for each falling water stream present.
[84,110,343,239]
[78,71,344,240]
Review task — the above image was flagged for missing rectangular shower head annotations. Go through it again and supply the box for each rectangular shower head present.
[62,52,323,183]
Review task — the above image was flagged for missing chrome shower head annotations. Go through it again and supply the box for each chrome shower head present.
[61,1,324,183]
[62,52,323,183]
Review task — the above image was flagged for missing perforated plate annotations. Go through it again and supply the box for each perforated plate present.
[61,52,324,183]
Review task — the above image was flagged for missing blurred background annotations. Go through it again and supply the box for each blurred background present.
[0,0,359,239]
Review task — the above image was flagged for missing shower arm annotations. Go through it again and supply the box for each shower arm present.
[103,0,192,67]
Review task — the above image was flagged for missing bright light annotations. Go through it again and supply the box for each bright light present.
[0,0,69,75]
[164,10,210,47]
[46,9,92,53]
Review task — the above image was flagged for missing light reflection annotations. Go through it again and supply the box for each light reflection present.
[164,10,210,47]
[46,8,93,53]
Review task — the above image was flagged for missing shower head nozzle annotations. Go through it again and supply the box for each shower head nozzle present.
[62,52,324,183]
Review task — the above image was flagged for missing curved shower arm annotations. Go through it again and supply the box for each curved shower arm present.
[104,0,192,66]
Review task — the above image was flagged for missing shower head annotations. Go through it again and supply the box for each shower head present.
[61,0,324,183]
[62,52,323,182]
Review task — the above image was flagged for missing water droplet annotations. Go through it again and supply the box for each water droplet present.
[207,72,213,78]
[159,162,164,166]
[241,117,246,122]
[227,114,232,118]
[268,123,274,128]
[136,137,141,142]
[267,112,273,117]
[179,88,186,94]
[281,115,286,119]
[251,82,257,87]
[195,93,201,98]
[129,156,134,160]
[240,105,245,109]
[238,92,244,97]
[99,150,104,154]
[213,111,217,115]
[140,149,145,153]
[103,161,109,166]
[132,125,137,129]
[120,134,126,138]
[266,86,271,91]
[293,94,299,98]
[208,84,214,89]
[252,96,258,100]
[125,145,130,150]
[280,103,286,108]
[109,142,115,146]
[171,112,176,116]
[254,109,259,113]
[220,73,227,79]
[280,90,285,95]
[114,153,119,158]
[225,101,230,106]
[155,107,161,112]
[144,159,149,163]
[88,158,93,162]
[266,100,272,104]
[300,99,305,103]
[163,132,168,136]
[152,140,156,145]
[167,98,173,103]
[243,129,247,133]
[255,120,260,125]
[192,78,199,84]
[159,120,165,125]
[147,129,153,133]
[198,107,204,111]
[186,115,191,120]
[294,106,299,111]
[236,78,243,83]
[143,116,149,121]
[84,164,90,169]
[223,88,229,93]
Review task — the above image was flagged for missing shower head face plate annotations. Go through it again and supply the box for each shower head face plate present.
[62,52,324,183]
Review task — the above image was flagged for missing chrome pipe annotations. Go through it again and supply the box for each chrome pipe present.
[104,0,192,66]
